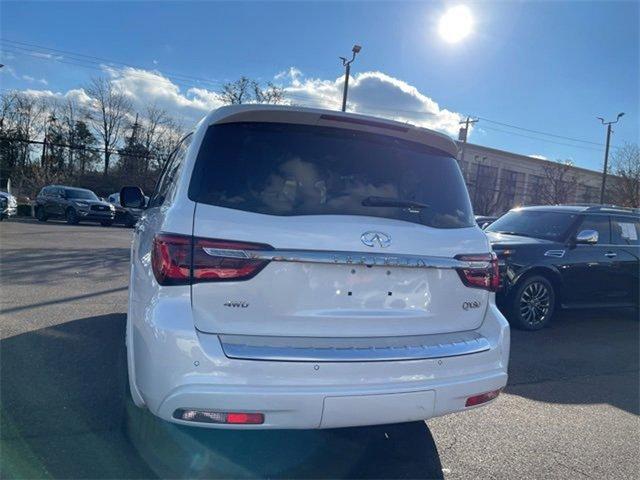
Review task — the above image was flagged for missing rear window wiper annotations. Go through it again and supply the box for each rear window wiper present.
[362,196,430,212]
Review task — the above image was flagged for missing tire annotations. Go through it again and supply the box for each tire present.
[101,219,114,227]
[509,275,556,330]
[36,207,48,222]
[65,208,79,225]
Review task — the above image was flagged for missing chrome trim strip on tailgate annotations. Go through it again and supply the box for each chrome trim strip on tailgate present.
[202,247,489,270]
[218,331,491,362]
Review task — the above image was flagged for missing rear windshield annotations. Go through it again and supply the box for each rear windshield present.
[189,122,474,228]
[486,210,578,241]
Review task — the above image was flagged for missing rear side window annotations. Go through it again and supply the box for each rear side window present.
[576,215,611,244]
[611,216,639,245]
[149,134,192,208]
[189,122,473,228]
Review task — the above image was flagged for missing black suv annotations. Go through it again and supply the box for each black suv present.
[485,205,639,330]
[35,185,115,226]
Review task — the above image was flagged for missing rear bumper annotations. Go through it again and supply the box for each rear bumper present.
[127,298,509,429]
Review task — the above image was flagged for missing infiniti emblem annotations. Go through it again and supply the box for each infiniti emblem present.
[361,231,392,248]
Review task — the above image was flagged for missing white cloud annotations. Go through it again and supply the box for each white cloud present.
[11,65,466,136]
[20,74,48,85]
[0,65,19,80]
[104,66,224,125]
[30,52,64,61]
[282,70,464,136]
[529,154,548,160]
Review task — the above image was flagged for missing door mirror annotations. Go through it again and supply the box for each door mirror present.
[120,186,145,209]
[575,229,599,245]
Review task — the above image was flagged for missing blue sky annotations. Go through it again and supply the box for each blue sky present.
[1,0,638,171]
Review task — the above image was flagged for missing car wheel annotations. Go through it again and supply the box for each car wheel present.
[65,208,79,225]
[101,219,114,227]
[36,207,48,222]
[509,275,556,330]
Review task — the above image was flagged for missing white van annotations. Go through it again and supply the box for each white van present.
[121,105,509,429]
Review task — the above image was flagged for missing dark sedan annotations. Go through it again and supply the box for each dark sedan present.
[486,205,639,330]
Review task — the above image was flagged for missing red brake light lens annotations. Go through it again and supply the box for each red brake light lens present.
[151,234,272,285]
[455,252,500,292]
[193,238,271,282]
[152,234,192,286]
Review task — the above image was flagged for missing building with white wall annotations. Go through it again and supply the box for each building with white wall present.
[457,142,604,215]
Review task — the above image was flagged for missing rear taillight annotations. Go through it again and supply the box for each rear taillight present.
[151,234,271,286]
[455,252,500,292]
[193,238,271,282]
[152,234,192,286]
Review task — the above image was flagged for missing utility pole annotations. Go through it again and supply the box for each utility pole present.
[597,112,624,204]
[458,116,478,164]
[340,45,361,112]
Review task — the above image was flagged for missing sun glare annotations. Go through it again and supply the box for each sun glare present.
[439,5,473,43]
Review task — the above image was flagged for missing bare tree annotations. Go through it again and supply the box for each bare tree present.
[539,159,580,205]
[139,104,170,173]
[219,76,285,105]
[60,97,80,172]
[85,77,132,175]
[151,120,184,171]
[609,143,640,207]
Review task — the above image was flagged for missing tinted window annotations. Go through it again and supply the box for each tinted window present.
[149,134,192,208]
[189,122,473,228]
[611,216,640,246]
[486,210,577,241]
[576,215,610,244]
[64,188,98,200]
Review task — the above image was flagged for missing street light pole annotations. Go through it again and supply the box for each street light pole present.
[340,45,361,112]
[597,112,624,204]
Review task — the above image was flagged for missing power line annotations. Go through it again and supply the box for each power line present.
[476,116,606,147]
[479,125,613,153]
[0,46,225,94]
[0,136,158,160]
[0,38,226,89]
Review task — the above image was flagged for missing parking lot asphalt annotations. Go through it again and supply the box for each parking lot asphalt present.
[1,218,638,479]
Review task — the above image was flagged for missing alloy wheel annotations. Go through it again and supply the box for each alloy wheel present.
[519,281,551,327]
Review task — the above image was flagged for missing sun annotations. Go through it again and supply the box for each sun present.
[439,5,474,43]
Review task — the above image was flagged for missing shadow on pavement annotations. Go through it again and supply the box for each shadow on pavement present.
[507,307,639,414]
[0,314,444,479]
[0,247,130,286]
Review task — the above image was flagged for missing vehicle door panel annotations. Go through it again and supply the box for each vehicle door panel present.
[610,216,640,306]
[559,214,614,306]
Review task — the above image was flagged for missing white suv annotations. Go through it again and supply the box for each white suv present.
[121,105,509,429]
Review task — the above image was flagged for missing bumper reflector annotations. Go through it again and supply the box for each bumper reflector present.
[173,409,264,425]
[465,389,502,407]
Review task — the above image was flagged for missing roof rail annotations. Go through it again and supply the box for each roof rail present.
[564,203,640,214]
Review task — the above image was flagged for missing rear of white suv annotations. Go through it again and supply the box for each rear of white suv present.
[124,105,510,429]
